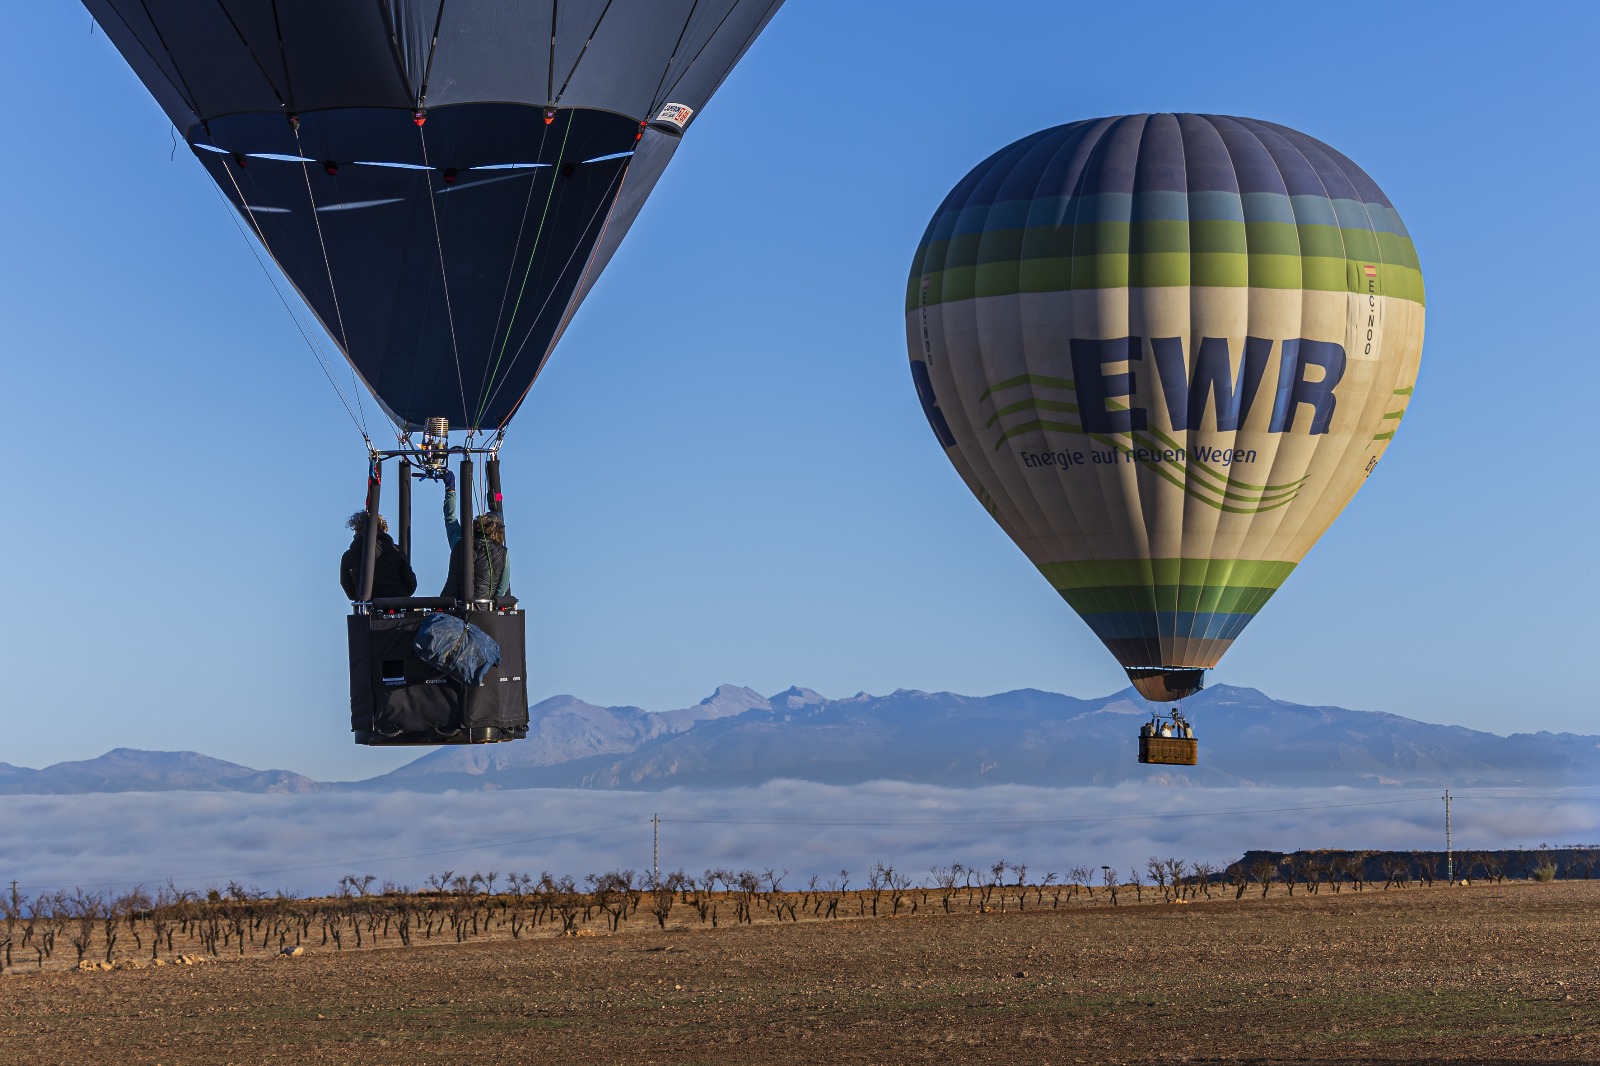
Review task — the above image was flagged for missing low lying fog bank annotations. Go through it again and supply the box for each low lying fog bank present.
[3,781,1595,898]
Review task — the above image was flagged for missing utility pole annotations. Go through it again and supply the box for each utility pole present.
[652,813,660,888]
[1443,789,1453,884]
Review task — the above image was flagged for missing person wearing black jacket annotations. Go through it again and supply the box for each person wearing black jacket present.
[340,512,418,601]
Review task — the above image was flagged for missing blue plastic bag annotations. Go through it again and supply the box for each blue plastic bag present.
[414,613,502,687]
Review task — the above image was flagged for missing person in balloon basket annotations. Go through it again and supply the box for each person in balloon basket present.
[440,469,511,601]
[339,512,418,601]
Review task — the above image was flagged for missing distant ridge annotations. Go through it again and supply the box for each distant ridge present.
[0,749,321,795]
[5,685,1596,795]
[356,683,1600,793]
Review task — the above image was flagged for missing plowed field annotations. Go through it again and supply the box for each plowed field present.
[2,881,1596,1064]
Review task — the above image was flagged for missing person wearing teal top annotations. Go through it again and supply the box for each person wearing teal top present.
[439,469,511,600]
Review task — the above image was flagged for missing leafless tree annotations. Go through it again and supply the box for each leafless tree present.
[1068,865,1093,899]
[1191,862,1215,899]
[340,874,378,898]
[118,886,152,956]
[586,872,627,931]
[984,859,1007,912]
[1302,855,1329,895]
[0,882,20,970]
[866,864,887,917]
[930,865,960,914]
[689,871,718,923]
[879,864,912,916]
[541,874,581,935]
[1162,858,1188,900]
[651,871,685,929]
[1248,857,1278,898]
[1145,857,1169,901]
[822,871,848,920]
[1279,855,1301,897]
[1009,863,1027,911]
[1379,853,1411,890]
[35,891,70,968]
[1342,852,1371,891]
[1126,866,1145,903]
[733,870,762,924]
[67,889,102,965]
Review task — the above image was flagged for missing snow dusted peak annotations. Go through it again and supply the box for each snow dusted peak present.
[1097,694,1155,716]
[697,685,772,717]
[769,686,826,710]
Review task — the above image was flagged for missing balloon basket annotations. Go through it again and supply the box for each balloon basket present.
[1138,734,1198,766]
[348,604,528,747]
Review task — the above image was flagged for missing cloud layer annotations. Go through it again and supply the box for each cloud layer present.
[4,781,1596,899]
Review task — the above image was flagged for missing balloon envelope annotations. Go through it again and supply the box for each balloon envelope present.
[85,0,783,430]
[906,115,1424,702]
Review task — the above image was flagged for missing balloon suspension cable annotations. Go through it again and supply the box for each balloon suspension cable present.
[477,159,629,425]
[209,150,377,442]
[475,111,572,430]
[414,124,470,427]
[291,124,376,440]
[481,118,554,409]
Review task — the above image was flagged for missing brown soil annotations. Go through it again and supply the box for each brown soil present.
[2,882,1596,1065]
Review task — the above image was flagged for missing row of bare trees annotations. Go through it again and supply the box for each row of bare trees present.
[8,848,1593,973]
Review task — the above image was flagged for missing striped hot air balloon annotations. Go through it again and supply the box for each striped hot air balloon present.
[907,114,1424,706]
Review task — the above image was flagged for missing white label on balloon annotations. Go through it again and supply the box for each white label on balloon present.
[1346,268,1385,362]
[652,103,695,130]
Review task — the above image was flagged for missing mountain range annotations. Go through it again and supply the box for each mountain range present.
[4,684,1596,794]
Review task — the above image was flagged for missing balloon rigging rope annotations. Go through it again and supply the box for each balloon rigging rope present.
[292,127,373,440]
[497,156,629,433]
[415,126,471,430]
[474,112,574,430]
[479,161,628,425]
[212,157,373,442]
[480,121,555,408]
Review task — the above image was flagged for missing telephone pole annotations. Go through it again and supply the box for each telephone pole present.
[652,813,660,887]
[1443,789,1453,883]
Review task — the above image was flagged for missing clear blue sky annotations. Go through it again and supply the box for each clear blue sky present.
[3,2,1595,781]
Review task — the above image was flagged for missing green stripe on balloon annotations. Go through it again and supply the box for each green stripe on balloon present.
[1038,558,1298,590]
[918,220,1420,272]
[1059,583,1280,616]
[909,255,1424,309]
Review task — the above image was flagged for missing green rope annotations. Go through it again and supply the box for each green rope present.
[473,111,574,427]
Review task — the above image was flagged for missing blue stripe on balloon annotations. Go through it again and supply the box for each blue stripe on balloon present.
[926,189,1409,244]
[922,116,1403,252]
[1080,610,1259,643]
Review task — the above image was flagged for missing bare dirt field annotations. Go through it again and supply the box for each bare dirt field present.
[2,881,1596,1065]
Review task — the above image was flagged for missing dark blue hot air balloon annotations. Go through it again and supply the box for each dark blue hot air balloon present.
[83,1,784,747]
[85,0,783,431]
